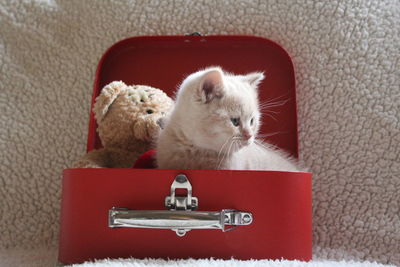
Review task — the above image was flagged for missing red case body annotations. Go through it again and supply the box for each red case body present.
[58,35,312,265]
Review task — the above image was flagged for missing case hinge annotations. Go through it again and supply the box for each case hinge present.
[165,174,198,211]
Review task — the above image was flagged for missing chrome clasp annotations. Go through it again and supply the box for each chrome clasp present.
[109,174,253,237]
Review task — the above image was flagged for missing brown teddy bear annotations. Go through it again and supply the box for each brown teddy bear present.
[74,81,174,168]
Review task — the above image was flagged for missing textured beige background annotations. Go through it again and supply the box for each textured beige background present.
[0,0,399,266]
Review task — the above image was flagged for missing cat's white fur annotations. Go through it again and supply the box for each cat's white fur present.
[156,67,301,172]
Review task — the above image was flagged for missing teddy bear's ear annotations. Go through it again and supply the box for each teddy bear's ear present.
[93,81,127,122]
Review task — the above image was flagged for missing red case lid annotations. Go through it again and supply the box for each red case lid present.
[88,35,298,158]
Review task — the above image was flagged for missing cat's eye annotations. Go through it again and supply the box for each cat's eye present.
[250,118,254,125]
[146,109,154,114]
[230,118,240,127]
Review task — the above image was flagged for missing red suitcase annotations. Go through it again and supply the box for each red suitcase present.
[58,35,312,265]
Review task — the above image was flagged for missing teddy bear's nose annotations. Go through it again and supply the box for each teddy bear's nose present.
[146,109,153,114]
[157,118,165,129]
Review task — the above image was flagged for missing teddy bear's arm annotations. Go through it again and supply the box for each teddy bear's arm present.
[107,148,142,168]
[73,149,111,168]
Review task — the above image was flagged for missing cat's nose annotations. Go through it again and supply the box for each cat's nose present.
[242,132,252,140]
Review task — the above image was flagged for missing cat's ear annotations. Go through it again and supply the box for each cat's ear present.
[198,68,224,103]
[243,72,265,88]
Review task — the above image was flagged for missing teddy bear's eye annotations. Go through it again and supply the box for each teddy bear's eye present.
[140,99,144,102]
[146,109,153,114]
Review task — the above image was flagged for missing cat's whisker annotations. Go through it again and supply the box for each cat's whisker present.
[257,131,287,138]
[225,139,236,162]
[260,93,290,105]
[218,139,236,170]
[216,137,233,169]
[253,141,264,153]
[261,112,278,121]
[254,139,278,151]
[217,137,232,159]
[260,107,282,113]
[231,141,238,159]
[260,109,280,115]
[217,139,230,169]
[259,98,290,117]
[217,148,227,170]
[254,139,267,149]
[259,99,289,108]
[259,104,285,110]
[234,140,241,152]
[261,96,286,104]
[260,105,285,112]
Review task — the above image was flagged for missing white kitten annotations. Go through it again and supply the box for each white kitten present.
[156,67,301,172]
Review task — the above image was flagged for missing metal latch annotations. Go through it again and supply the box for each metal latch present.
[109,174,253,237]
[165,174,198,210]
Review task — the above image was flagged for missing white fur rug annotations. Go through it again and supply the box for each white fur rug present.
[69,258,396,267]
[0,248,396,267]
[0,0,399,266]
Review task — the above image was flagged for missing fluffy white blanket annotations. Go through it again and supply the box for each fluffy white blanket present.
[0,0,399,266]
